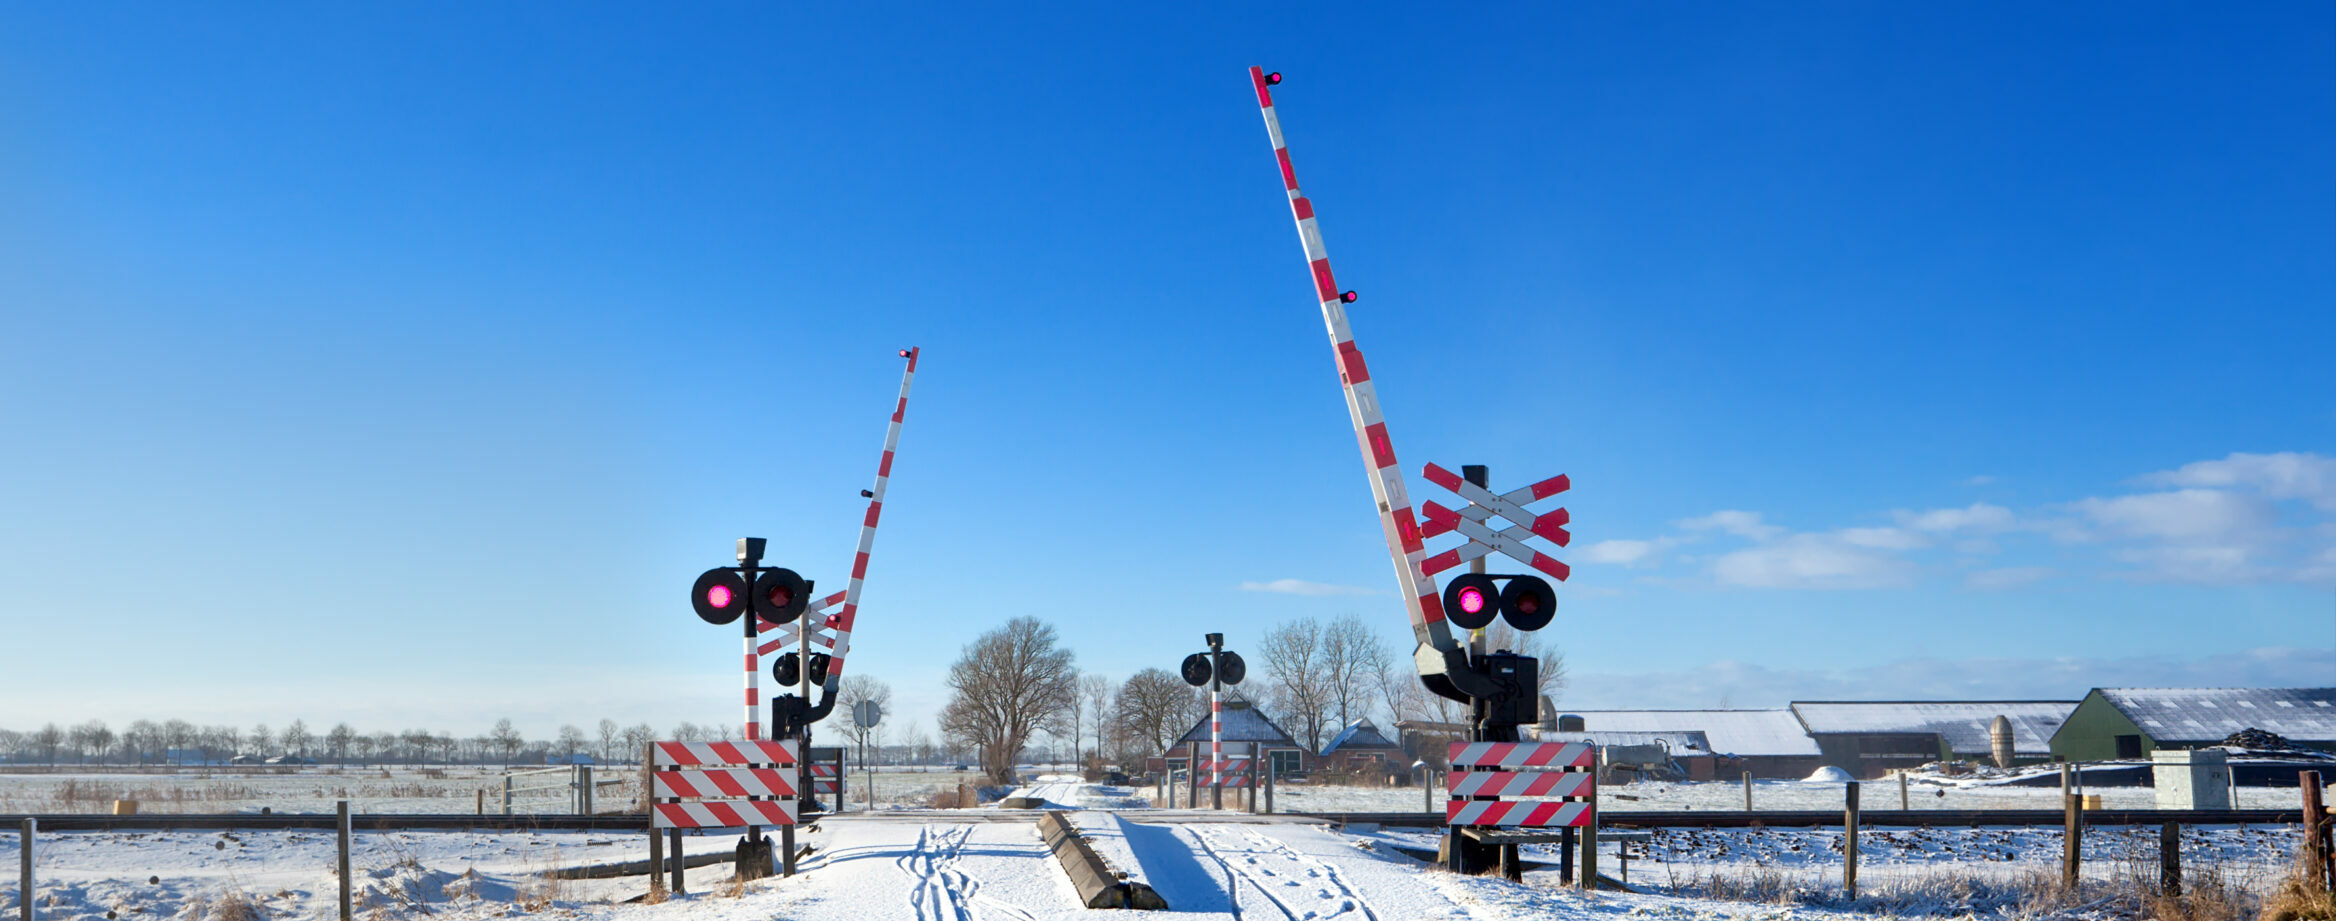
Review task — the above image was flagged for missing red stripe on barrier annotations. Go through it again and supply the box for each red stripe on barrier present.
[1278,149,1298,190]
[1420,501,1459,538]
[864,502,882,527]
[879,450,894,477]
[1250,66,1275,108]
[707,771,749,797]
[1363,423,1396,470]
[1528,552,1571,581]
[705,801,746,828]
[1421,463,1463,492]
[1529,474,1570,499]
[1309,258,1337,302]
[1419,591,1447,623]
[1420,548,1462,576]
[852,551,871,580]
[893,398,906,423]
[656,743,700,766]
[1292,197,1314,221]
[1391,506,1424,554]
[1336,340,1369,384]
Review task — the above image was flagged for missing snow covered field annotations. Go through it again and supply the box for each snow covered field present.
[1263,776,2303,814]
[0,767,990,815]
[1,779,2310,921]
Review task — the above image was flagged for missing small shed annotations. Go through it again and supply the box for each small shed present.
[1317,719,1405,777]
[1790,700,2077,777]
[2050,688,2336,761]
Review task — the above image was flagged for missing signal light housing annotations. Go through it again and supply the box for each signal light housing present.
[1499,575,1556,631]
[751,568,810,624]
[1442,573,1501,631]
[691,568,751,625]
[1339,290,1358,304]
[807,652,833,686]
[1181,653,1212,688]
[773,652,801,687]
[1217,651,1247,687]
[1265,72,1282,85]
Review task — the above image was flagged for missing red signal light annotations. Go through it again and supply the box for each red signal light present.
[1441,573,1500,631]
[752,568,811,624]
[707,585,734,608]
[691,568,751,625]
[1265,72,1282,85]
[1457,586,1486,614]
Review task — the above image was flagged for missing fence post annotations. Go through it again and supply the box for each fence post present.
[2304,771,2329,894]
[2159,822,2181,897]
[581,766,594,815]
[1843,782,1859,901]
[1743,771,1753,811]
[1580,802,1599,891]
[502,775,513,816]
[1899,772,1909,811]
[1264,756,1275,815]
[2061,764,2082,891]
[336,801,352,921]
[19,817,33,921]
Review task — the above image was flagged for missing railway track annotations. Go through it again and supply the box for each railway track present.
[1,806,2300,832]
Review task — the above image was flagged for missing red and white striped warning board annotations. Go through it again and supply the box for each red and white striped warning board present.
[1448,741,1594,769]
[651,739,798,829]
[652,740,798,768]
[1200,758,1253,787]
[1446,741,1595,829]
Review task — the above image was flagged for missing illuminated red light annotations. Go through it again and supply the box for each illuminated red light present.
[706,585,733,608]
[1457,586,1486,614]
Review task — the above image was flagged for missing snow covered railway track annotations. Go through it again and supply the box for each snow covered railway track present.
[1188,825,1380,921]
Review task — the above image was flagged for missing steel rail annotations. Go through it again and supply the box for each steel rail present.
[1293,808,2304,828]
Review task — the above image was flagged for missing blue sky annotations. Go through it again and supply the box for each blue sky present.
[2,3,2330,741]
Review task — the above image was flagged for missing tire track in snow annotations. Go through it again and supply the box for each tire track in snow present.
[894,824,1037,921]
[1186,825,1378,921]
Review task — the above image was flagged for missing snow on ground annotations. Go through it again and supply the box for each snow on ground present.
[1000,774,1153,810]
[1264,776,2304,814]
[0,766,991,815]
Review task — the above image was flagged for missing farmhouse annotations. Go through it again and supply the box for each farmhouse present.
[1155,700,1313,778]
[2049,687,2336,761]
[1789,700,2077,777]
[1316,719,1405,777]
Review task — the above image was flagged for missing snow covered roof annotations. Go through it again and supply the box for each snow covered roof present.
[1558,710,1818,757]
[1173,702,1298,746]
[1320,720,1401,756]
[1531,730,1713,754]
[2095,688,2336,743]
[1790,701,2076,756]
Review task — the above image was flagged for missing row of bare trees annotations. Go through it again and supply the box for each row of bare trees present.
[1259,614,1568,752]
[0,716,878,768]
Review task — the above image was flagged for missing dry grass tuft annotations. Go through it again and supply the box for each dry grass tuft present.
[2260,860,2336,921]
[182,890,266,921]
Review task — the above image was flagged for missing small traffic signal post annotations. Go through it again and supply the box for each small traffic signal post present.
[1248,70,1590,883]
[1179,635,1248,810]
[663,348,921,887]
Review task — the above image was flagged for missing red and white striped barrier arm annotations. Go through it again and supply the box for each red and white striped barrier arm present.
[1448,741,1597,769]
[1445,799,1593,828]
[745,625,759,740]
[653,768,799,799]
[654,799,798,829]
[652,740,799,768]
[824,347,918,682]
[1250,67,1456,655]
[1448,770,1595,799]
[1209,691,1222,789]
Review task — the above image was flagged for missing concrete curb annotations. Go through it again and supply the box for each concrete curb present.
[1034,812,1167,910]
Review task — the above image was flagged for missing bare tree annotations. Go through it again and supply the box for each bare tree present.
[1080,674,1112,771]
[938,616,1077,784]
[1258,618,1333,751]
[597,719,620,763]
[281,720,312,759]
[556,725,587,762]
[1320,615,1389,730]
[621,723,656,764]
[490,718,523,767]
[125,720,158,765]
[327,723,355,764]
[249,724,272,759]
[1113,668,1193,759]
[834,675,893,754]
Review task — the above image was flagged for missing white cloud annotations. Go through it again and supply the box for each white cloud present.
[1678,510,1782,541]
[1582,539,1667,567]
[2073,489,2271,541]
[2139,451,2336,510]
[1709,534,1917,590]
[1896,502,2016,533]
[2298,547,2336,585]
[2109,545,2262,584]
[1963,566,2053,590]
[1837,527,1927,550]
[1235,578,1381,597]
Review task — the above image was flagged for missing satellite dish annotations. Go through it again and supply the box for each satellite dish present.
[1180,653,1212,688]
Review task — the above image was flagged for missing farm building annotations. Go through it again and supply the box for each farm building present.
[1533,730,1718,781]
[1789,700,2077,777]
[2049,687,2336,761]
[1317,719,1405,777]
[1549,710,1822,779]
[1154,700,1313,778]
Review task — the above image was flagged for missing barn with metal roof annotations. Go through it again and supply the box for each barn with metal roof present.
[1554,709,1822,778]
[1789,700,2078,777]
[2050,688,2336,760]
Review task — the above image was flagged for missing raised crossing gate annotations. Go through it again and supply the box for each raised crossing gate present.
[651,740,799,829]
[1446,741,1596,828]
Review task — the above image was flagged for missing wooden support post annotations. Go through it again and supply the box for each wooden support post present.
[579,765,594,815]
[669,829,685,894]
[1425,771,1435,813]
[1558,827,1574,883]
[19,817,33,921]
[1843,783,1860,900]
[2062,764,2082,891]
[476,788,484,816]
[1498,841,1521,883]
[336,801,352,921]
[1743,771,1753,811]
[1264,755,1275,814]
[2159,822,2180,897]
[781,823,796,877]
[648,817,664,896]
[502,775,513,816]
[1580,805,1598,891]
[2304,771,2329,894]
[1899,772,1909,811]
